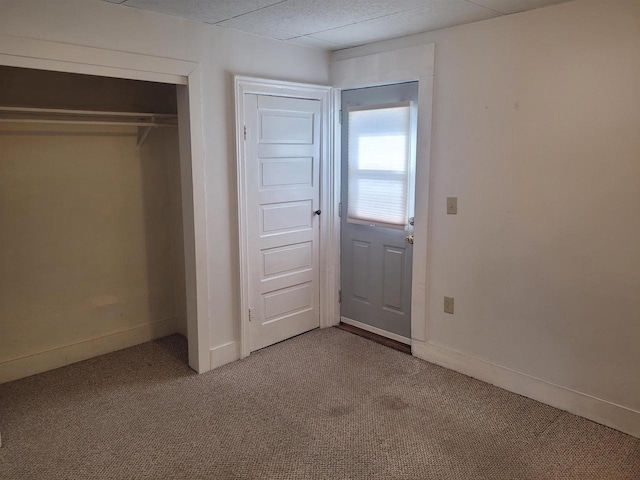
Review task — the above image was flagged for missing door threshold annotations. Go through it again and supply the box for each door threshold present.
[336,323,411,355]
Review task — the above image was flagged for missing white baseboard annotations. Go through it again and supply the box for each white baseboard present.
[341,316,412,345]
[0,318,178,384]
[412,340,640,438]
[209,341,240,369]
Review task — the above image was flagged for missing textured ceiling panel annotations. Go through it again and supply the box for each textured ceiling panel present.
[121,0,286,24]
[310,0,499,48]
[96,0,575,50]
[217,0,443,40]
[467,0,573,15]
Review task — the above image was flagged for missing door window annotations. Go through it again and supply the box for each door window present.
[347,102,415,230]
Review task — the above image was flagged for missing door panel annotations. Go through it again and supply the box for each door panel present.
[262,242,312,278]
[382,245,406,312]
[340,82,418,342]
[351,240,371,302]
[263,282,313,322]
[261,200,313,235]
[245,93,321,352]
[259,112,314,144]
[260,158,313,187]
[258,95,316,143]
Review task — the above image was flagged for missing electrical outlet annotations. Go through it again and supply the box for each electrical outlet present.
[444,296,454,314]
[447,197,457,215]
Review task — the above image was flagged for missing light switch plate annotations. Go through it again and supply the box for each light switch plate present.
[444,296,454,314]
[447,197,457,215]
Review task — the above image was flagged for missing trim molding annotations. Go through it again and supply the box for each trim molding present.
[0,318,178,384]
[209,342,240,369]
[412,340,640,438]
[341,316,411,346]
[0,34,191,84]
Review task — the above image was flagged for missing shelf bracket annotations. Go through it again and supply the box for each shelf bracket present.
[136,125,153,150]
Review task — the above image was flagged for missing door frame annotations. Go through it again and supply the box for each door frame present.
[234,76,335,358]
[330,44,436,349]
[0,34,211,373]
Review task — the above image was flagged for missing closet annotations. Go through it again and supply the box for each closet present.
[0,66,187,382]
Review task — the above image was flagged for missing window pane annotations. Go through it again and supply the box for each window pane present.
[357,134,407,171]
[347,103,412,229]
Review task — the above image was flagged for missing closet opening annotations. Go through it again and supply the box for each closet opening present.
[0,66,190,381]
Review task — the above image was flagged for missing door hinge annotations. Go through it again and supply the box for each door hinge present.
[243,125,247,140]
[248,307,254,321]
[338,290,342,303]
[338,202,342,218]
[339,110,342,124]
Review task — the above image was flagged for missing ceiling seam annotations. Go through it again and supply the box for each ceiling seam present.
[461,0,504,15]
[212,0,289,24]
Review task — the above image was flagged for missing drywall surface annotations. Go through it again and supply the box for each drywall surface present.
[0,121,184,381]
[0,0,330,362]
[0,65,177,113]
[333,0,640,430]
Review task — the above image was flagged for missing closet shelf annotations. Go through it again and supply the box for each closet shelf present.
[0,106,178,149]
[0,106,177,125]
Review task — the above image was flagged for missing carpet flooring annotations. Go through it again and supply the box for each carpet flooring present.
[1,328,638,479]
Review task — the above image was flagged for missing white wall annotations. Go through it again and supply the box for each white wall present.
[0,121,185,382]
[0,67,189,382]
[0,0,330,365]
[332,0,640,435]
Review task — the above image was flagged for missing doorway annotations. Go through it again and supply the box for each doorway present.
[0,66,193,382]
[0,35,210,375]
[340,82,419,345]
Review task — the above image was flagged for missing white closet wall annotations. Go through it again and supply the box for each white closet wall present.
[0,67,186,382]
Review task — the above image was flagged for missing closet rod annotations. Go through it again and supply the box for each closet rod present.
[0,119,175,127]
[0,106,177,119]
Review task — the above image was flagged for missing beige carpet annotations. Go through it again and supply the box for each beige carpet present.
[1,328,638,479]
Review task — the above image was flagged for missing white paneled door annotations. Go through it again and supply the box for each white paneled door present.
[244,94,321,351]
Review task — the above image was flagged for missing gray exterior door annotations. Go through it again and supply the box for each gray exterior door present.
[340,82,418,342]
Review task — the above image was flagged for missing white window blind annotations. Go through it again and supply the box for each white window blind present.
[347,102,413,230]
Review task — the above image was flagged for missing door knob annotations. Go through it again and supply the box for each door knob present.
[405,235,414,245]
[314,210,321,216]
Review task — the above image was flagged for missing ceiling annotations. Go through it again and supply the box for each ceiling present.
[98,0,573,50]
